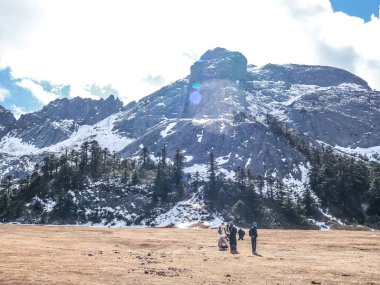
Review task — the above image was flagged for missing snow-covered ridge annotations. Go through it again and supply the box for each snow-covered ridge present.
[0,112,135,156]
[335,145,380,162]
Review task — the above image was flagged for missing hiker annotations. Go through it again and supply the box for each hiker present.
[218,234,229,251]
[228,222,238,253]
[218,222,227,236]
[238,228,245,240]
[226,223,230,234]
[249,221,258,254]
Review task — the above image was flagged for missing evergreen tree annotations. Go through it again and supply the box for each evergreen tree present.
[206,151,219,200]
[153,161,171,201]
[256,175,265,197]
[0,175,13,197]
[302,186,314,217]
[161,145,167,166]
[367,163,380,216]
[191,171,201,192]
[173,148,185,186]
[140,145,150,168]
[79,141,89,173]
[0,175,13,212]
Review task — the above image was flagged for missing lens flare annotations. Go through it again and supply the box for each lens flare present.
[192,83,201,89]
[189,91,202,105]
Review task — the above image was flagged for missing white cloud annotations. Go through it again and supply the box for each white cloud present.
[9,104,27,119]
[0,88,10,102]
[16,79,58,105]
[0,0,380,106]
[143,75,166,86]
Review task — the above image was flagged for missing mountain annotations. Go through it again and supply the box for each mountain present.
[0,48,379,228]
[14,95,123,148]
[0,106,16,140]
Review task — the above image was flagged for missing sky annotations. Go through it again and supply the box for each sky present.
[0,0,380,118]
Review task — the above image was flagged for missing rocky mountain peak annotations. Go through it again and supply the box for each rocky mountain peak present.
[0,105,16,139]
[189,47,248,84]
[14,95,123,147]
[248,63,372,90]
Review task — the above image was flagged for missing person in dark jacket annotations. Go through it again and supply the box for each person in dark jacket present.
[229,222,238,253]
[249,221,258,254]
[238,228,245,240]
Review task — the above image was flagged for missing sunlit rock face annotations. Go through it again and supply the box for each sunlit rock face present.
[183,48,248,118]
[189,47,248,83]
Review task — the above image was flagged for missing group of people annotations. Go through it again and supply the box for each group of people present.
[217,221,258,255]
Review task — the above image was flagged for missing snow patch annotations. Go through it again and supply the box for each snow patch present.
[160,122,177,138]
[335,145,380,162]
[0,136,38,155]
[183,164,208,178]
[152,191,223,228]
[216,153,231,165]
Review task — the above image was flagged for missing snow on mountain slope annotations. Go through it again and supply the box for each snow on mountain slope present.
[150,190,223,228]
[1,47,380,186]
[0,112,135,180]
[0,112,134,156]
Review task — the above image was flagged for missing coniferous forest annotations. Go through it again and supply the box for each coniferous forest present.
[0,135,379,228]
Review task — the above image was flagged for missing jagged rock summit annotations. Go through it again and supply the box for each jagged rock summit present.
[7,95,123,148]
[0,105,16,139]
[0,47,380,228]
[189,47,248,84]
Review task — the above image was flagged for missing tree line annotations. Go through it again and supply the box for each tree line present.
[267,114,380,224]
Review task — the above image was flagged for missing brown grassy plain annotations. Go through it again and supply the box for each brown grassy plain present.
[0,224,379,285]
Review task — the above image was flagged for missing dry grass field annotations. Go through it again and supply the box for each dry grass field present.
[0,225,379,285]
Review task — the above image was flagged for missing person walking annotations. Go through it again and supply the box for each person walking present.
[238,228,245,240]
[229,222,238,254]
[249,221,258,254]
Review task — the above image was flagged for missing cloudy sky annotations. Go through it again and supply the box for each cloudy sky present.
[0,0,379,117]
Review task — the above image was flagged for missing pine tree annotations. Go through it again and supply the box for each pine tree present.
[161,145,167,166]
[153,161,171,201]
[0,175,13,212]
[367,163,380,216]
[206,151,218,200]
[140,145,150,168]
[256,175,264,197]
[302,186,314,217]
[191,171,201,192]
[173,148,185,186]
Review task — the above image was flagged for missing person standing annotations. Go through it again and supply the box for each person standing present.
[238,228,245,240]
[229,222,238,254]
[218,222,227,235]
[249,221,258,254]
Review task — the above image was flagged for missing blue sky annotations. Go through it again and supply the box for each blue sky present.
[330,0,380,22]
[0,0,380,119]
[0,67,71,117]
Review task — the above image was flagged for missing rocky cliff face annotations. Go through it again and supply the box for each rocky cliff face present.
[1,47,379,228]
[189,47,248,83]
[13,95,123,148]
[0,106,16,140]
[1,47,379,184]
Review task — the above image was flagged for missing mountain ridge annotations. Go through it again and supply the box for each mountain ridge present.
[0,47,379,228]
